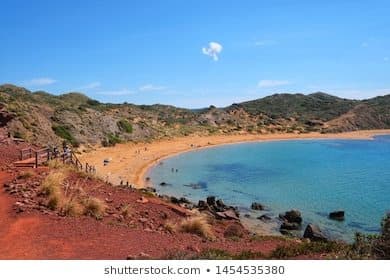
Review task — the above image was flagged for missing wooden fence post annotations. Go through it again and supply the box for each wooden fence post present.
[35,152,38,168]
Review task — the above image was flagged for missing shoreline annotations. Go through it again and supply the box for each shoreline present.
[79,129,390,188]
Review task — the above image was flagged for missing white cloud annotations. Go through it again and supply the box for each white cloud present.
[139,84,166,92]
[96,88,133,96]
[254,40,276,46]
[202,42,223,61]
[78,82,101,90]
[257,80,290,88]
[25,77,57,86]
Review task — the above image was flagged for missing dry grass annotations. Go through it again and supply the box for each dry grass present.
[163,221,177,233]
[179,215,215,240]
[17,171,34,180]
[62,199,83,217]
[47,159,66,170]
[40,172,65,196]
[47,194,62,210]
[40,171,66,210]
[83,197,107,219]
[120,204,133,219]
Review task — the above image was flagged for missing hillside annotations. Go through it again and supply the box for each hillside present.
[1,84,390,148]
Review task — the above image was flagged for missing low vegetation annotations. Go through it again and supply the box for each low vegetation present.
[52,125,79,147]
[83,197,107,219]
[179,215,215,240]
[347,214,390,259]
[117,119,133,133]
[269,241,347,259]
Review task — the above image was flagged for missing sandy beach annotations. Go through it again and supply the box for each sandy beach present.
[78,129,390,188]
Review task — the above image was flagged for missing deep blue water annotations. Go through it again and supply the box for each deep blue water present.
[147,135,390,241]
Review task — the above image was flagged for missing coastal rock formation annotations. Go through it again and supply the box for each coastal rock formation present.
[251,202,265,211]
[279,209,302,224]
[303,224,328,242]
[329,210,345,221]
[280,222,300,231]
[257,214,272,221]
[198,196,240,220]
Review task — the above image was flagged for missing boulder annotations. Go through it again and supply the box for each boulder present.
[159,182,168,186]
[251,202,265,211]
[170,196,180,204]
[280,222,300,230]
[329,210,345,221]
[198,200,209,210]
[280,209,302,224]
[280,229,294,236]
[257,214,272,221]
[303,224,328,242]
[178,197,190,204]
[216,209,239,220]
[216,199,227,209]
[206,196,216,207]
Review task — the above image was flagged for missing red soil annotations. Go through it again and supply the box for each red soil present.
[0,140,299,260]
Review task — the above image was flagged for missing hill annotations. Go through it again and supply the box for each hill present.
[1,84,390,147]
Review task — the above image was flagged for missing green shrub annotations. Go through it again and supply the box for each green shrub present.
[270,241,346,259]
[52,125,79,147]
[102,133,122,147]
[117,119,133,133]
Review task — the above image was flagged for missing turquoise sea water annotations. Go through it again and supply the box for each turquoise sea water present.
[147,135,390,241]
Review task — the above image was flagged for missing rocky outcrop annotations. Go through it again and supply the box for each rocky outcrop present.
[257,214,272,221]
[198,196,239,220]
[251,202,265,211]
[329,210,345,221]
[303,224,328,242]
[279,209,302,224]
[280,222,300,231]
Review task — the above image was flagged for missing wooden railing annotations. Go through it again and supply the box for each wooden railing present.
[17,146,96,174]
[60,150,96,174]
[20,148,34,160]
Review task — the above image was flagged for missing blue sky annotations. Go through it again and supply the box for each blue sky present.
[0,0,389,108]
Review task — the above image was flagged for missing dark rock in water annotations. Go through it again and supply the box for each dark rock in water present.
[216,199,226,209]
[198,200,210,211]
[329,210,345,221]
[280,222,300,230]
[179,197,190,204]
[280,209,302,224]
[257,214,272,221]
[159,182,168,186]
[303,224,328,242]
[280,229,294,236]
[170,196,180,204]
[251,202,265,211]
[206,196,216,207]
[244,214,251,218]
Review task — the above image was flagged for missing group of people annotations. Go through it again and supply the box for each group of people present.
[50,143,72,159]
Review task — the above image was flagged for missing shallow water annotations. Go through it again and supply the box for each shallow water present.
[147,135,390,241]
